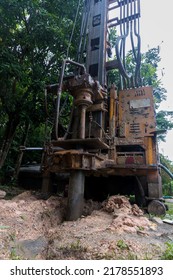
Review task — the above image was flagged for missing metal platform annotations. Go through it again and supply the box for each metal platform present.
[51,138,109,150]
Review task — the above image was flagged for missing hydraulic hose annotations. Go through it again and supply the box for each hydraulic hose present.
[55,59,86,140]
[159,163,173,180]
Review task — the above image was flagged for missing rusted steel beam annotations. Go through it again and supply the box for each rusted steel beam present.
[109,84,117,138]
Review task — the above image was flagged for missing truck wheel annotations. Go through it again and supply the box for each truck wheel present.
[147,200,166,216]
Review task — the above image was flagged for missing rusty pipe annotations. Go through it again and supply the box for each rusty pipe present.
[66,170,85,221]
[79,105,87,139]
[159,163,173,180]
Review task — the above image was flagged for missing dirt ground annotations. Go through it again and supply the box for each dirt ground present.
[0,190,173,260]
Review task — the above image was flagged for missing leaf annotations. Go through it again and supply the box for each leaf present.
[0,225,10,229]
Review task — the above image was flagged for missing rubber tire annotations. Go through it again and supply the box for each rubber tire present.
[147,200,166,216]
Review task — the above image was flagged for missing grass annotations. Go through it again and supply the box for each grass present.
[50,239,88,260]
[69,240,85,251]
[164,202,173,220]
[161,242,173,260]
[10,248,22,260]
[165,202,173,216]
[160,202,173,260]
[117,240,129,250]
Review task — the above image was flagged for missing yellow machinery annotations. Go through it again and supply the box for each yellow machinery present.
[41,0,166,220]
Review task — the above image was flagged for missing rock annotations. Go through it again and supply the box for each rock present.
[13,236,48,259]
[0,190,6,199]
[163,219,173,225]
[151,217,163,224]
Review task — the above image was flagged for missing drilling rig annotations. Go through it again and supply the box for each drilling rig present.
[41,0,166,220]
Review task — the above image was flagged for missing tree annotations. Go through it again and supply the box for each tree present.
[141,48,173,141]
[160,154,173,196]
[0,0,81,171]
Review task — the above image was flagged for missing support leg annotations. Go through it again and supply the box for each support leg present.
[41,172,53,194]
[147,170,166,215]
[147,171,162,199]
[66,170,85,221]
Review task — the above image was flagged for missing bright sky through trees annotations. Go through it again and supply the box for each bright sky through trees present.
[140,0,173,161]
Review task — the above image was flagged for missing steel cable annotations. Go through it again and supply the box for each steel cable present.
[77,0,91,63]
[66,0,82,59]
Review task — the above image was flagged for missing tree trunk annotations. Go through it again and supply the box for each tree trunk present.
[0,114,20,169]
[13,122,30,180]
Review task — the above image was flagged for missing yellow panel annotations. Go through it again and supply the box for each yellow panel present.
[118,86,156,139]
[147,137,154,165]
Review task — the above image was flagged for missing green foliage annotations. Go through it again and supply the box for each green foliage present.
[140,48,173,141]
[163,182,173,197]
[109,27,117,48]
[161,242,173,260]
[160,154,173,196]
[157,111,173,141]
[164,202,173,222]
[10,248,22,260]
[117,240,129,250]
[0,0,81,171]
[0,0,80,113]
[166,203,173,216]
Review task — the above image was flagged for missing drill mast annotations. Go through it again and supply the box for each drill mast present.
[78,0,141,88]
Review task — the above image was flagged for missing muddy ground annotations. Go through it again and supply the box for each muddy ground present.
[0,189,173,260]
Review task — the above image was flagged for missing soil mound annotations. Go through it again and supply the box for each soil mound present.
[102,195,153,233]
[0,191,172,260]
